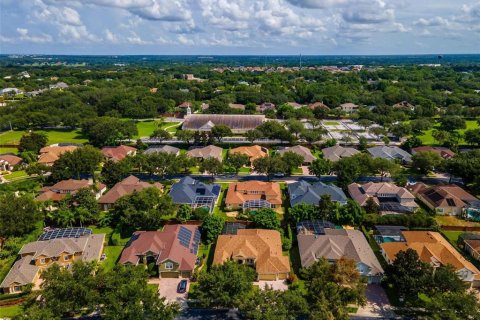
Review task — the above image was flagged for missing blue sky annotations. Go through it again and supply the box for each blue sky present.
[1,0,479,55]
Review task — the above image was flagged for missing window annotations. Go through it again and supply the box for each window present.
[40,258,46,264]
[13,286,22,292]
[165,262,173,270]
[64,255,70,261]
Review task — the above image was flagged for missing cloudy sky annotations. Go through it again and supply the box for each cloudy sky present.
[1,0,479,55]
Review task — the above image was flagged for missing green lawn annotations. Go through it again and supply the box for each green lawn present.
[238,167,251,174]
[417,120,479,145]
[435,215,480,227]
[102,246,123,271]
[0,128,87,146]
[4,170,28,181]
[0,147,18,154]
[133,121,181,138]
[442,231,464,243]
[0,304,21,318]
[323,121,340,125]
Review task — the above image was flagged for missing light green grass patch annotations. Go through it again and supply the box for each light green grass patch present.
[135,121,161,138]
[4,170,27,180]
[0,304,21,318]
[435,215,480,227]
[442,231,464,243]
[0,147,18,154]
[0,129,87,146]
[323,121,340,125]
[238,167,251,174]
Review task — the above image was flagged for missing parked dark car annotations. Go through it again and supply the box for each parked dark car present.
[177,279,188,293]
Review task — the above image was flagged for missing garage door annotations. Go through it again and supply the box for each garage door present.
[258,274,277,281]
[277,273,288,280]
[161,272,179,278]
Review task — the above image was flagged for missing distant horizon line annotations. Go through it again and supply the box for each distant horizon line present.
[1,53,480,57]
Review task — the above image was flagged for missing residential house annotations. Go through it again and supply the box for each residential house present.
[338,103,359,113]
[367,146,412,164]
[257,102,275,113]
[393,101,415,111]
[288,180,347,207]
[413,183,479,216]
[308,102,330,110]
[411,146,455,159]
[277,145,315,164]
[297,228,384,284]
[178,101,191,109]
[187,145,223,162]
[373,225,407,245]
[38,145,80,166]
[225,181,282,212]
[101,145,137,162]
[49,82,69,90]
[182,114,265,133]
[322,145,360,162]
[381,231,480,287]
[213,229,290,281]
[98,175,163,210]
[36,179,106,203]
[286,102,305,109]
[0,154,22,171]
[145,145,180,156]
[348,182,418,214]
[0,230,105,294]
[119,225,200,278]
[229,145,268,164]
[169,176,221,213]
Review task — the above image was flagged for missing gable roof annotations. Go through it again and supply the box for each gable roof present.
[382,231,480,276]
[119,225,199,271]
[145,145,180,155]
[277,145,316,163]
[169,176,220,204]
[322,145,360,162]
[38,145,79,165]
[214,229,290,275]
[288,180,347,207]
[229,145,267,162]
[367,146,412,163]
[297,229,383,275]
[101,145,137,162]
[0,234,105,288]
[98,175,163,205]
[36,179,105,202]
[0,154,22,166]
[182,114,265,131]
[412,146,455,159]
[187,145,223,162]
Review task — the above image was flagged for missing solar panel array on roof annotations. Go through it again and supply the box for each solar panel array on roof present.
[191,229,201,255]
[296,220,335,235]
[38,227,92,241]
[178,226,193,249]
[212,185,221,197]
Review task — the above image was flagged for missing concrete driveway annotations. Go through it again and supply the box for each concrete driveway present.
[354,284,394,319]
[157,278,189,307]
[253,280,288,291]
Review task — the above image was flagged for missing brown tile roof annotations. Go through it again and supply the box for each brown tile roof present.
[213,229,290,275]
[38,146,79,165]
[348,182,416,206]
[101,145,137,162]
[187,145,223,162]
[225,181,282,207]
[229,145,267,162]
[465,239,480,252]
[382,231,480,276]
[418,185,478,209]
[36,179,105,202]
[98,175,163,205]
[412,146,455,159]
[0,154,22,166]
[119,225,198,271]
[308,102,330,110]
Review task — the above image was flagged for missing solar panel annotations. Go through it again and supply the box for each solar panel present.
[212,185,221,196]
[296,220,335,235]
[177,226,193,249]
[39,227,92,241]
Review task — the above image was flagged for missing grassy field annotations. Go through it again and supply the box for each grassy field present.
[417,120,479,145]
[3,170,28,181]
[442,231,464,243]
[102,246,123,271]
[133,121,181,138]
[323,121,340,125]
[0,147,18,154]
[435,215,480,227]
[0,304,21,318]
[0,128,87,146]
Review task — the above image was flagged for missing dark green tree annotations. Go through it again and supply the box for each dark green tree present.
[226,153,250,174]
[0,194,40,240]
[281,151,304,175]
[201,215,225,244]
[308,158,332,177]
[18,132,48,154]
[211,124,232,142]
[250,208,280,230]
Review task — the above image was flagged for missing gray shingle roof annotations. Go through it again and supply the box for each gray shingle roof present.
[277,145,316,163]
[182,114,265,131]
[367,146,412,163]
[169,177,220,205]
[322,145,360,162]
[145,145,180,155]
[288,180,347,207]
[297,229,384,276]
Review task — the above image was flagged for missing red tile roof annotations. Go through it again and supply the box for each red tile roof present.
[101,145,137,162]
[98,175,163,205]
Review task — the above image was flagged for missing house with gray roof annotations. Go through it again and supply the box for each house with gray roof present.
[182,114,265,134]
[145,145,180,156]
[1,233,105,294]
[187,145,223,162]
[367,146,412,164]
[322,145,360,162]
[288,180,347,207]
[297,228,384,284]
[169,177,221,213]
[277,145,316,164]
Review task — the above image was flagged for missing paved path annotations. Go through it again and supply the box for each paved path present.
[353,285,395,319]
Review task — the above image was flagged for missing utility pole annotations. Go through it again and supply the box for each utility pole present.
[299,54,302,70]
